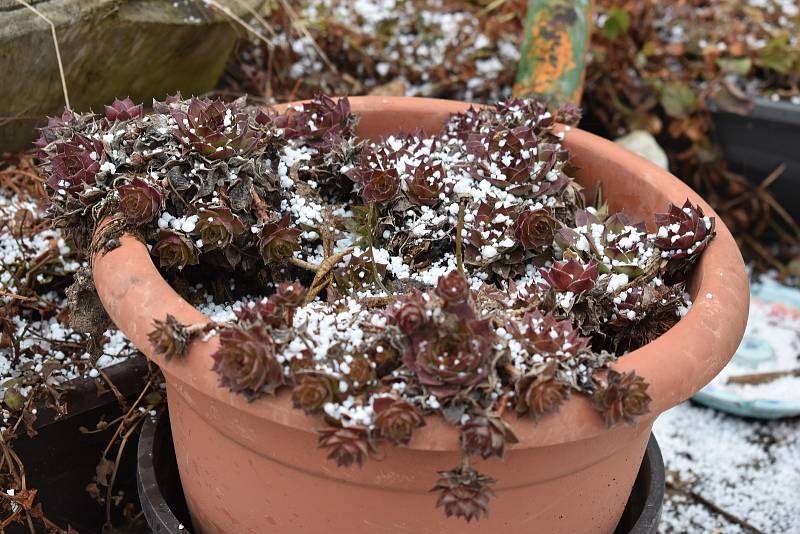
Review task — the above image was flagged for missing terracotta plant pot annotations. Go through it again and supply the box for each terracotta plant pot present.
[92,97,749,534]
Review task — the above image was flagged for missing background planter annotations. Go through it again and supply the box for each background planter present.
[93,97,749,534]
[710,97,800,219]
[0,0,262,152]
[7,356,149,534]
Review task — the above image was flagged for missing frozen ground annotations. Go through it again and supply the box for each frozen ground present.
[655,402,800,534]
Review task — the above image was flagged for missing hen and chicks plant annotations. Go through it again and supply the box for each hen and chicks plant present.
[38,94,714,522]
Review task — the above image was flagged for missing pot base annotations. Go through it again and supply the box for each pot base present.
[137,409,664,534]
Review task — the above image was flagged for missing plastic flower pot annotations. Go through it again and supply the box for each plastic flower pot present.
[9,356,150,533]
[137,408,665,534]
[92,96,749,534]
[710,97,800,219]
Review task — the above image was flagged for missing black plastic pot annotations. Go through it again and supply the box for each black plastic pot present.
[7,356,150,534]
[711,97,800,219]
[137,410,665,534]
[137,409,194,533]
[614,434,665,534]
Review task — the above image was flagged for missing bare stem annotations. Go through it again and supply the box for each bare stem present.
[368,203,391,295]
[14,1,70,110]
[727,368,800,385]
[456,198,467,276]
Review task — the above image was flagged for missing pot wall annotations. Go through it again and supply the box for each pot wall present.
[168,378,653,534]
[92,97,749,534]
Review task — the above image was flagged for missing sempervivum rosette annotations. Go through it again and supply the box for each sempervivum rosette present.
[592,370,651,427]
[432,467,496,522]
[117,177,162,225]
[372,397,425,445]
[466,126,540,194]
[272,94,354,146]
[513,208,558,253]
[459,415,518,460]
[194,206,245,251]
[291,372,335,414]
[258,214,302,263]
[540,258,599,294]
[47,136,102,194]
[104,97,144,122]
[515,362,571,421]
[317,426,375,468]
[171,97,264,159]
[405,163,445,207]
[212,324,284,399]
[409,326,492,399]
[655,200,715,261]
[152,230,198,270]
[514,311,590,362]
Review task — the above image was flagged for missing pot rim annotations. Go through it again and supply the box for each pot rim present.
[92,96,749,450]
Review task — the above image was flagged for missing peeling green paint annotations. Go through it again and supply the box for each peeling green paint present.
[514,0,593,105]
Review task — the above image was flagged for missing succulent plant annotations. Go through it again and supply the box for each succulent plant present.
[35,109,76,155]
[515,362,571,420]
[554,102,583,126]
[104,97,144,122]
[405,163,445,206]
[343,357,375,390]
[540,259,599,294]
[369,340,401,378]
[292,373,334,414]
[513,208,558,252]
[600,214,651,277]
[460,415,518,459]
[654,200,715,260]
[495,98,553,129]
[592,370,651,426]
[391,293,427,334]
[606,283,687,353]
[436,270,471,305]
[235,297,285,329]
[334,251,388,291]
[171,97,263,159]
[148,314,190,361]
[194,206,245,251]
[432,467,495,522]
[47,138,101,193]
[372,397,425,445]
[117,177,162,225]
[258,215,302,263]
[464,201,522,269]
[273,94,354,145]
[152,230,199,270]
[515,311,590,361]
[410,326,492,399]
[212,324,284,398]
[273,280,306,309]
[466,126,540,194]
[42,93,714,523]
[318,426,375,468]
[360,167,401,203]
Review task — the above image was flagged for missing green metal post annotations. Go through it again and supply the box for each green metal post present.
[514,0,593,105]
